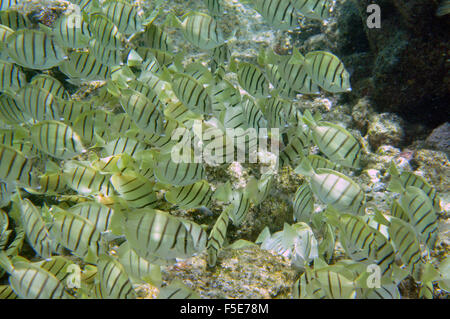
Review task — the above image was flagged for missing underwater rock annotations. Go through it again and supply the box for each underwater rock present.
[367,113,404,150]
[332,0,373,97]
[351,98,372,133]
[160,247,296,299]
[411,149,450,194]
[334,0,370,56]
[17,0,69,26]
[301,33,333,52]
[354,0,450,127]
[425,122,450,156]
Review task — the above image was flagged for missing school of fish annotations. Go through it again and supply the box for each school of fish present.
[0,0,446,299]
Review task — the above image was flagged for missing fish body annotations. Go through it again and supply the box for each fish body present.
[63,161,114,197]
[50,209,105,263]
[252,0,299,30]
[303,110,361,168]
[69,201,114,233]
[0,253,70,299]
[399,186,438,250]
[292,50,351,93]
[119,89,165,135]
[97,254,136,299]
[0,61,26,93]
[165,180,213,210]
[110,172,158,209]
[296,158,365,215]
[207,206,230,267]
[180,12,225,50]
[59,51,111,82]
[52,13,91,49]
[0,144,38,188]
[15,85,62,122]
[237,62,270,98]
[18,199,54,258]
[118,208,207,260]
[7,29,67,70]
[103,0,144,35]
[293,182,314,222]
[30,120,86,160]
[171,73,212,115]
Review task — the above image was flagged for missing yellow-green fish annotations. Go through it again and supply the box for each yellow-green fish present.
[398,186,438,250]
[157,279,200,299]
[0,253,71,299]
[15,85,62,121]
[114,208,207,260]
[291,49,351,93]
[296,158,366,215]
[207,206,230,267]
[165,180,213,210]
[30,120,86,160]
[97,254,136,299]
[170,11,225,50]
[293,182,314,223]
[171,72,212,115]
[0,0,19,11]
[103,0,144,35]
[49,209,106,263]
[17,198,54,258]
[437,0,450,16]
[0,144,38,188]
[303,110,362,168]
[7,29,67,70]
[119,89,165,135]
[252,0,299,30]
[388,217,423,280]
[110,172,158,209]
[63,161,114,197]
[59,51,111,82]
[117,242,162,286]
[49,13,91,49]
[237,62,270,98]
[0,61,26,93]
[0,10,31,30]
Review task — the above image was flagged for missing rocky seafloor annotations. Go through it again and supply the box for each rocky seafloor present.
[4,0,449,299]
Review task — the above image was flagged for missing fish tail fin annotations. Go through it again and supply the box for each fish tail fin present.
[295,157,314,177]
[9,194,22,223]
[387,162,405,193]
[213,181,233,202]
[257,46,266,66]
[164,11,182,28]
[127,49,143,67]
[110,205,126,236]
[323,209,340,228]
[245,177,263,205]
[229,56,238,73]
[265,48,281,65]
[143,0,162,25]
[0,251,14,274]
[173,49,187,72]
[289,48,306,65]
[301,109,316,128]
[388,161,400,177]
[159,66,172,82]
[373,208,391,226]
